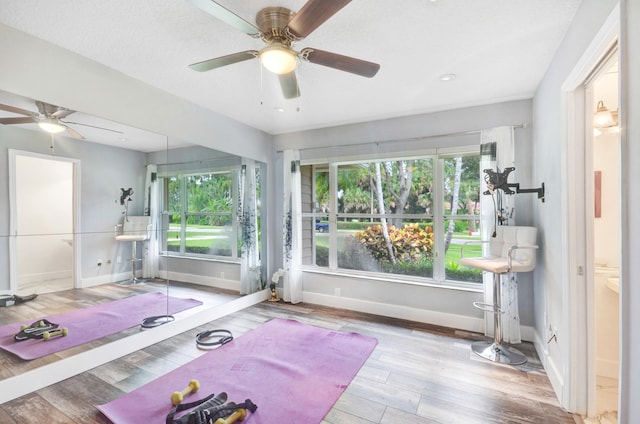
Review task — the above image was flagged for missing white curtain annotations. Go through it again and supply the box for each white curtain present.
[143,164,160,279]
[480,126,521,343]
[282,150,303,303]
[239,159,261,294]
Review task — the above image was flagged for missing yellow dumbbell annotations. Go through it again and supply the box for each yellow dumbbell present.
[42,327,68,340]
[214,408,247,424]
[171,379,200,406]
[21,320,46,331]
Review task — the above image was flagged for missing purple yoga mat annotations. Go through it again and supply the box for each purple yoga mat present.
[0,292,202,360]
[97,318,378,424]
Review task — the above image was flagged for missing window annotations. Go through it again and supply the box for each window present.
[162,172,237,257]
[301,150,483,285]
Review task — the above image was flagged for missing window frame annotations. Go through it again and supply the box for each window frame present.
[301,145,482,289]
[160,168,240,261]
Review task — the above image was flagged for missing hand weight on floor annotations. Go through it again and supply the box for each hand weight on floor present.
[171,379,200,406]
[42,327,68,340]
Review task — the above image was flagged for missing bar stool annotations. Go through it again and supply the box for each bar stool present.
[459,226,538,365]
[115,216,151,284]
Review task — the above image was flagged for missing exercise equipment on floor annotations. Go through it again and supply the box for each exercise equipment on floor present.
[0,294,38,307]
[195,329,233,349]
[166,391,257,424]
[13,319,68,341]
[171,379,200,406]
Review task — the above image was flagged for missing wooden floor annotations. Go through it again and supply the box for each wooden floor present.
[0,287,581,423]
[0,280,239,381]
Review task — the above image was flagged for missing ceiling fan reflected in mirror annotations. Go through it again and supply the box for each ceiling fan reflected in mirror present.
[0,100,122,139]
[187,0,380,99]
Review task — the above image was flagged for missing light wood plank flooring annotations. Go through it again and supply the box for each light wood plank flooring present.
[0,280,239,381]
[0,291,582,423]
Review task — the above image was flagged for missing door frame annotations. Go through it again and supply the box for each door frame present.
[8,149,82,293]
[561,4,620,416]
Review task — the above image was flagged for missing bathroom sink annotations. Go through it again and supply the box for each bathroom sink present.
[606,277,620,294]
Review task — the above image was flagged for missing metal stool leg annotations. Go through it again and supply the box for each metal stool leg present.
[122,240,145,284]
[471,272,527,365]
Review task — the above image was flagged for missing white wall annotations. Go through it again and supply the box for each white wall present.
[593,67,620,269]
[619,0,640,421]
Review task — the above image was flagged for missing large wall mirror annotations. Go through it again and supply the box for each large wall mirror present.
[0,89,267,397]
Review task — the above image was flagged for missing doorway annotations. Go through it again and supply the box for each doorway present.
[9,150,79,295]
[586,51,621,423]
[561,4,622,422]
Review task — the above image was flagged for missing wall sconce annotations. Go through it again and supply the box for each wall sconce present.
[593,100,618,128]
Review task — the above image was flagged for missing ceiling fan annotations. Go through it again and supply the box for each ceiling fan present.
[187,0,380,99]
[0,100,121,139]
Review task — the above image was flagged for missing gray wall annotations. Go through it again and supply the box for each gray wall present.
[0,24,272,166]
[530,0,640,418]
[272,100,537,334]
[0,125,146,291]
[0,23,274,291]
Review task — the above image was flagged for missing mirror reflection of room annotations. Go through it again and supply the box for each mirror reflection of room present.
[0,89,264,385]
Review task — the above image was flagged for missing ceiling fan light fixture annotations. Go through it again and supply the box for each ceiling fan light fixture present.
[593,100,616,128]
[38,118,66,134]
[259,43,297,75]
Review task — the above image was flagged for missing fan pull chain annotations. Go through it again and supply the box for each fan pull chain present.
[259,60,264,106]
[49,133,55,155]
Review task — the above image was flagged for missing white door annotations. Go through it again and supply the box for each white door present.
[10,151,77,295]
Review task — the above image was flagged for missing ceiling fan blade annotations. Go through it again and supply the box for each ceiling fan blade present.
[0,104,36,117]
[62,120,124,134]
[286,0,351,39]
[63,125,84,139]
[279,71,300,99]
[52,109,75,119]
[0,116,36,125]
[302,48,380,78]
[187,0,261,36]
[189,51,258,72]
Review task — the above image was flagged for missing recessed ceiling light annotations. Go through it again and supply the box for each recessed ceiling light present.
[440,73,457,82]
[274,107,285,112]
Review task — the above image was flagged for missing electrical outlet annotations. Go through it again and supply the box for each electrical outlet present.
[97,259,102,266]
[220,272,225,279]
[117,256,122,264]
[334,288,341,297]
[107,259,112,264]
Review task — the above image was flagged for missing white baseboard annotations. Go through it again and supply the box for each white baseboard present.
[301,291,484,334]
[81,270,240,292]
[80,272,132,288]
[301,292,537,342]
[161,270,240,292]
[18,270,71,284]
[534,329,564,402]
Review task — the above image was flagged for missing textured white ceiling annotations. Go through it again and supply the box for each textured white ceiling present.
[0,0,582,137]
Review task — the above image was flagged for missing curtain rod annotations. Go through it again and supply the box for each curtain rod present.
[277,124,525,153]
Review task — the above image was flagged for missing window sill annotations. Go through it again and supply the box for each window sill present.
[301,267,483,293]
